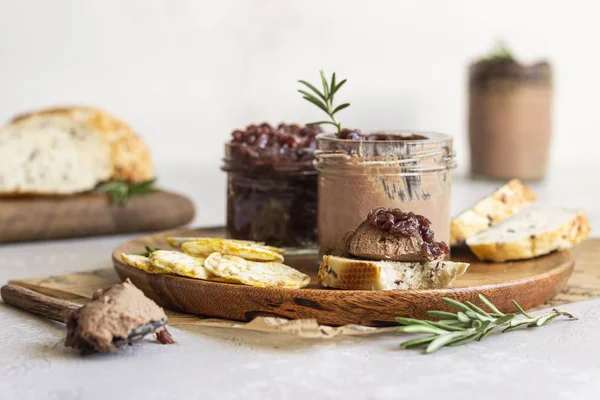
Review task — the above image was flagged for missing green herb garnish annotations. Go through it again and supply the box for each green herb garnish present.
[397,294,577,354]
[95,178,157,205]
[298,70,350,136]
[139,245,160,257]
[484,40,515,63]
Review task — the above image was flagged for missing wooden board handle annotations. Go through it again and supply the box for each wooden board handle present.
[1,285,80,323]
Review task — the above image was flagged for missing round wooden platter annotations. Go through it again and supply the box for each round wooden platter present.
[112,227,574,327]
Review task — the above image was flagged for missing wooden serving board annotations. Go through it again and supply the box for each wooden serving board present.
[0,191,195,243]
[112,227,575,327]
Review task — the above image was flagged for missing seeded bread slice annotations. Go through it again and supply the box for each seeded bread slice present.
[450,179,537,246]
[466,206,591,262]
[318,255,469,290]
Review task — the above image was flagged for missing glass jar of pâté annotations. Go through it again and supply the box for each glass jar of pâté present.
[314,130,455,257]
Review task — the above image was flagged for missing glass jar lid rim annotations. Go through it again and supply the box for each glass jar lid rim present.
[316,131,452,144]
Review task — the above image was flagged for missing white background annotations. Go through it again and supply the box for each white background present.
[1,0,598,224]
[1,5,599,396]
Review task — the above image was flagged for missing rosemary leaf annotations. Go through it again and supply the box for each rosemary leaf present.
[297,90,325,106]
[306,121,337,126]
[400,335,437,349]
[477,320,491,332]
[302,96,329,113]
[536,311,573,326]
[456,312,470,322]
[330,79,347,97]
[319,70,330,98]
[447,332,480,347]
[465,310,481,320]
[502,322,531,333]
[395,317,437,328]
[537,314,561,326]
[332,103,351,115]
[494,313,516,325]
[139,245,160,257]
[298,80,327,101]
[466,301,493,318]
[478,294,505,315]
[512,300,533,318]
[478,326,496,341]
[329,72,336,96]
[397,325,447,335]
[426,332,467,353]
[439,320,470,326]
[426,310,458,320]
[428,321,467,332]
[95,178,157,205]
[442,298,472,313]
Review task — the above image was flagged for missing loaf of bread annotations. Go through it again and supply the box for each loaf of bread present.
[466,206,591,262]
[450,179,537,246]
[0,106,153,195]
[318,255,469,290]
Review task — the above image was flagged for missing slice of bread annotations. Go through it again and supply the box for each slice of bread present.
[0,123,108,194]
[466,206,591,262]
[0,106,153,195]
[318,255,469,290]
[450,179,537,246]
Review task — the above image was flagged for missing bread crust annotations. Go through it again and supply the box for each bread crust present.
[10,106,153,183]
[466,210,591,262]
[450,179,537,246]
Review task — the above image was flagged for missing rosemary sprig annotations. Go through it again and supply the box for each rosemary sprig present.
[484,40,515,63]
[298,70,350,135]
[397,294,577,354]
[139,245,160,257]
[95,178,157,205]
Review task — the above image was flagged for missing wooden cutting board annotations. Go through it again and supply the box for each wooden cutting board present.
[112,227,576,327]
[0,191,195,243]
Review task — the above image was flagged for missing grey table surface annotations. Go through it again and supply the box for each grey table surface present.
[1,165,599,399]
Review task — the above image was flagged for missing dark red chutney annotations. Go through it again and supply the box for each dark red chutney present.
[367,207,450,260]
[223,123,321,247]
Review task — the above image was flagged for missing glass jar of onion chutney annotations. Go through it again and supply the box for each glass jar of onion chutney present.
[222,123,321,248]
[314,130,455,257]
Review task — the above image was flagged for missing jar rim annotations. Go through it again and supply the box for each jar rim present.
[225,141,316,153]
[316,131,453,144]
[314,131,455,172]
[223,142,317,174]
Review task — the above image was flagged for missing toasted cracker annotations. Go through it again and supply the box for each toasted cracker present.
[167,236,263,249]
[120,253,167,274]
[204,252,310,289]
[181,238,284,262]
[148,250,235,283]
